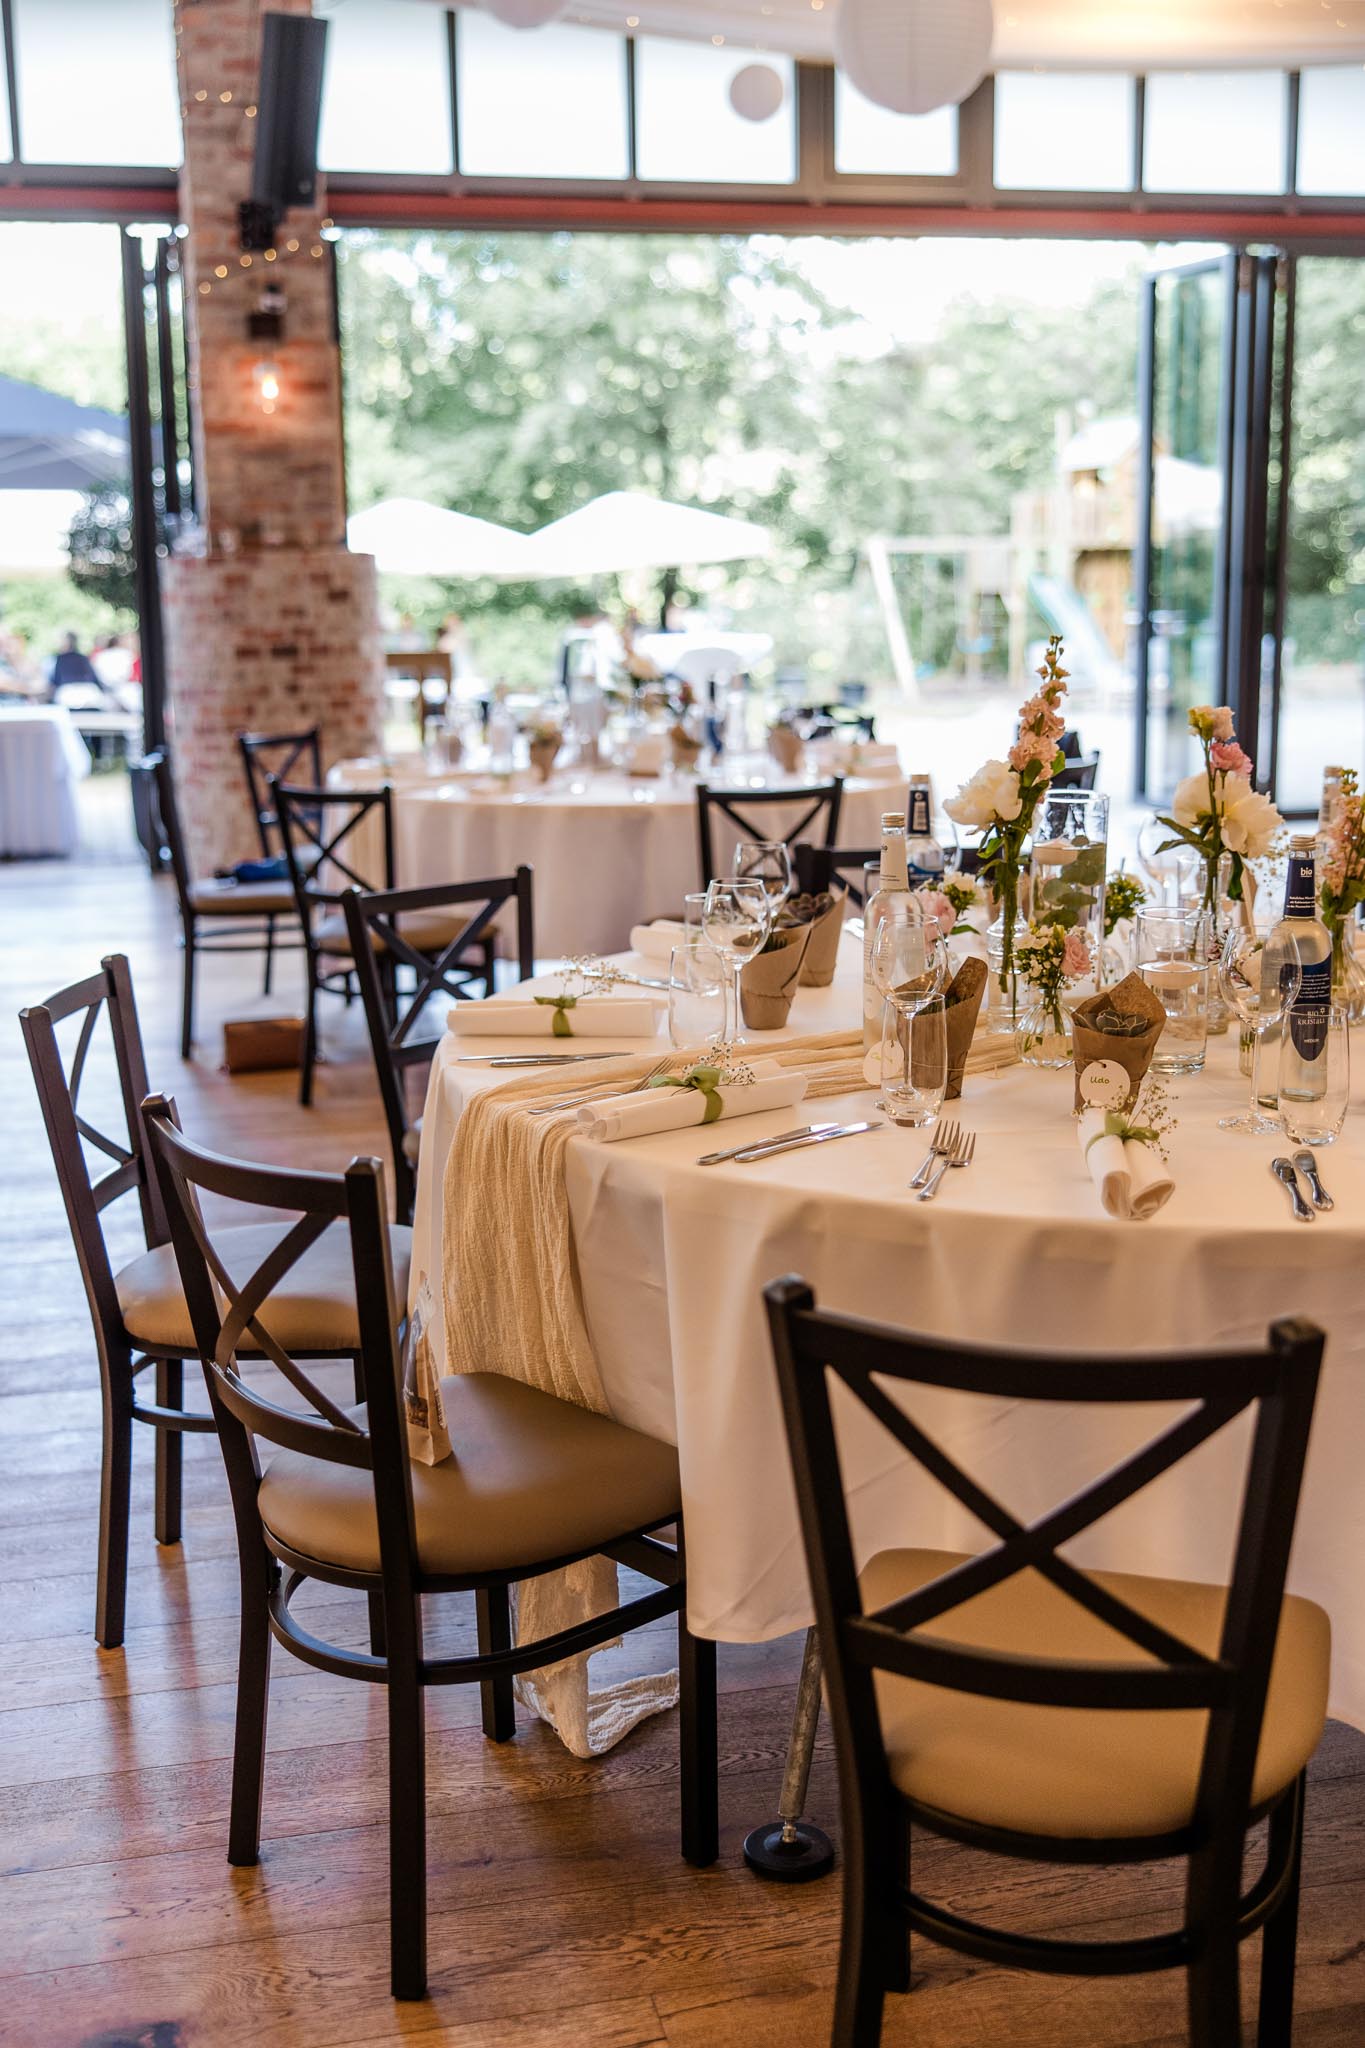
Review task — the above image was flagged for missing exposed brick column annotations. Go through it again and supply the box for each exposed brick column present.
[163,0,383,875]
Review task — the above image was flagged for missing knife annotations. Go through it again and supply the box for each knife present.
[697,1121,837,1166]
[727,1120,883,1165]
[451,1051,633,1065]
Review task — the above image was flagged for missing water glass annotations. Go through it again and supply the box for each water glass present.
[1217,927,1300,1134]
[1279,1002,1350,1146]
[667,943,726,1050]
[702,877,771,1045]
[1136,906,1210,1074]
[733,839,794,913]
[880,995,948,1128]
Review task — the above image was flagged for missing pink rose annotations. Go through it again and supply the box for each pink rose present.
[1210,740,1253,778]
[920,889,956,939]
[1211,707,1236,742]
[1062,929,1092,979]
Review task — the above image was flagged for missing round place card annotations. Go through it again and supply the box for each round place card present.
[1077,1058,1130,1109]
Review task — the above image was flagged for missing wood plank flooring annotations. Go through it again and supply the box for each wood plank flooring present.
[2,831,1363,2048]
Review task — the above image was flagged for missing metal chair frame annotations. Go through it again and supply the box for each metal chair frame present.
[237,726,323,860]
[696,777,845,889]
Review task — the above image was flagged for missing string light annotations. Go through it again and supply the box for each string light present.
[252,359,282,416]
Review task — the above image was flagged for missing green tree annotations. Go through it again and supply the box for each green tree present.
[67,483,139,615]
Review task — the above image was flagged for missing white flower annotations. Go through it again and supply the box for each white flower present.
[1220,777,1282,859]
[944,759,1022,831]
[1170,772,1211,831]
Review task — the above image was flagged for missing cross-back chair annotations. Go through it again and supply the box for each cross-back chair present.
[764,1278,1329,2048]
[696,776,844,889]
[792,843,883,908]
[18,955,412,1648]
[143,749,302,1057]
[142,1099,718,2002]
[342,868,534,1225]
[237,726,323,860]
[1053,752,1102,792]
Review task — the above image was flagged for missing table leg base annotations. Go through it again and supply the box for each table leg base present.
[742,1819,836,1883]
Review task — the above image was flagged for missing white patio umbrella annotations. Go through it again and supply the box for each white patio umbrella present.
[519,491,773,580]
[346,496,533,578]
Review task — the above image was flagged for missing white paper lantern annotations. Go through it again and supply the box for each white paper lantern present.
[835,0,995,118]
[482,0,567,28]
[728,62,786,124]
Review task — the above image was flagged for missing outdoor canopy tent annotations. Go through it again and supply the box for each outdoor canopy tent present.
[345,496,534,577]
[517,490,773,580]
[0,374,129,490]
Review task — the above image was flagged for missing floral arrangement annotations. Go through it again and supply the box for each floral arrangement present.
[915,886,969,940]
[1104,871,1147,937]
[526,715,563,746]
[1015,919,1092,1043]
[1320,768,1365,936]
[1157,706,1282,914]
[945,634,1070,996]
[942,875,979,922]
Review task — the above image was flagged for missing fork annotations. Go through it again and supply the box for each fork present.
[528,1055,669,1117]
[907,1119,960,1190]
[917,1128,974,1202]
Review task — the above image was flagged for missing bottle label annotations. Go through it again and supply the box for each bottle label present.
[1283,855,1317,919]
[908,786,931,835]
[1290,957,1331,1058]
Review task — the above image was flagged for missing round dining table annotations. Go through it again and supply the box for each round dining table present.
[0,702,91,857]
[328,751,905,956]
[413,929,1365,1735]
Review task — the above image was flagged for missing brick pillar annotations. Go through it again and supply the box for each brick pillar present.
[163,0,383,875]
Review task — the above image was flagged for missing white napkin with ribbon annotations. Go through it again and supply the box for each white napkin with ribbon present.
[447,996,659,1039]
[1078,1108,1174,1221]
[629,919,688,963]
[578,1065,807,1143]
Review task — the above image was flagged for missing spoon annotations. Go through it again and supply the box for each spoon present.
[1293,1149,1334,1211]
[1271,1157,1315,1224]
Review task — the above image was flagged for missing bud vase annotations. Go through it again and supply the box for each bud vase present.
[1015,995,1072,1068]
[1330,921,1365,1020]
[983,910,1030,1036]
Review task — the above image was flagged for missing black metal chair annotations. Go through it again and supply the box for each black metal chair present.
[237,726,323,860]
[143,1098,718,2002]
[142,749,302,1057]
[793,843,882,908]
[273,780,492,1108]
[764,1278,1328,2048]
[343,868,535,1225]
[697,777,844,888]
[17,954,412,1649]
[1053,752,1102,792]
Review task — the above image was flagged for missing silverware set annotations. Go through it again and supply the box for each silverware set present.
[453,1051,633,1067]
[697,1120,883,1166]
[1271,1152,1333,1222]
[916,1127,976,1202]
[528,1055,671,1117]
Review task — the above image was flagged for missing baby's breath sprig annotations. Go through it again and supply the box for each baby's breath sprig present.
[1132,1071,1178,1162]
[560,955,628,998]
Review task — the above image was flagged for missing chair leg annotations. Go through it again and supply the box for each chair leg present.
[387,1641,428,1999]
[180,919,197,1059]
[153,1356,184,1546]
[1187,1936,1243,2048]
[262,914,275,996]
[475,1585,516,1743]
[300,953,318,1107]
[678,1607,719,1867]
[227,1547,273,1867]
[94,1362,134,1649]
[1257,1777,1306,2047]
[830,1843,888,2048]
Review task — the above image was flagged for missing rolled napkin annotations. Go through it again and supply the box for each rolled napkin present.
[629,919,688,964]
[577,1062,808,1143]
[625,733,667,777]
[1078,1108,1174,1222]
[447,996,659,1039]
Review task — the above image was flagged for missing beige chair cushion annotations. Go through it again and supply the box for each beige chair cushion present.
[860,1547,1329,1840]
[189,877,297,916]
[401,1116,423,1165]
[257,1371,681,1577]
[117,1221,413,1354]
[314,909,474,957]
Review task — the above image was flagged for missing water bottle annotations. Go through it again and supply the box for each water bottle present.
[863,811,910,1050]
[1262,835,1332,1108]
[905,775,945,885]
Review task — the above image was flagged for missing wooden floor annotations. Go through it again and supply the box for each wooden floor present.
[2,825,1363,2048]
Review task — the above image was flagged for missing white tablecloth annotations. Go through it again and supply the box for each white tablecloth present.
[413,934,1365,1730]
[329,755,902,957]
[0,704,90,857]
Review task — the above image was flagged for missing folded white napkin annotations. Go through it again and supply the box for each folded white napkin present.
[578,1065,807,1143]
[625,734,667,776]
[808,738,902,778]
[447,996,659,1039]
[1078,1109,1174,1221]
[629,919,688,963]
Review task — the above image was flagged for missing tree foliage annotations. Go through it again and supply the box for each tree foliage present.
[66,482,140,616]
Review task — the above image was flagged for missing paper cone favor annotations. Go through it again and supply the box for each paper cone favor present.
[940,957,988,1099]
[740,923,812,1029]
[1071,971,1166,1114]
[772,886,847,987]
[768,724,804,774]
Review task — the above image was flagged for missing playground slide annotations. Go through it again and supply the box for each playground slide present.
[1028,574,1125,692]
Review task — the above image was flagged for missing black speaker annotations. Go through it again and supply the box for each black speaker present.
[250,12,329,219]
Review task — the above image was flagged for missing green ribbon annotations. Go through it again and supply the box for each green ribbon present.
[533,994,577,1038]
[1084,1108,1160,1156]
[648,1065,724,1124]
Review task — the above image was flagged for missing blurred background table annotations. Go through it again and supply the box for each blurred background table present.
[0,703,90,858]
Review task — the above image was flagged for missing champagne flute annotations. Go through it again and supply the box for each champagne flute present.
[733,839,794,915]
[1218,926,1301,1134]
[702,877,771,1045]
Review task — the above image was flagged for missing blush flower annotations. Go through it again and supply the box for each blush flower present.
[1062,929,1092,979]
[1210,739,1253,778]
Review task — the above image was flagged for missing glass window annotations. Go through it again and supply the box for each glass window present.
[456,14,628,181]
[0,8,10,162]
[994,72,1134,191]
[1143,71,1287,195]
[834,72,955,177]
[634,38,796,185]
[319,0,452,175]
[13,0,181,167]
[1297,67,1365,198]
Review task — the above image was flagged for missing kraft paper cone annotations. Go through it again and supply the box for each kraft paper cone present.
[768,725,804,774]
[740,923,811,1030]
[942,957,988,1099]
[1071,971,1167,1114]
[790,887,848,987]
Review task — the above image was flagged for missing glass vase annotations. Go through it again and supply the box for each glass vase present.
[1330,921,1365,1021]
[1015,995,1073,1069]
[983,856,1028,1036]
[1028,790,1109,994]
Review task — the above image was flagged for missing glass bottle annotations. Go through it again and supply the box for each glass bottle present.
[905,775,945,885]
[1262,836,1332,1110]
[863,811,910,1051]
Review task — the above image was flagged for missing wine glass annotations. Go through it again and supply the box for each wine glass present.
[733,839,794,915]
[1218,926,1301,1134]
[1136,814,1201,909]
[702,877,771,1045]
[871,904,950,1020]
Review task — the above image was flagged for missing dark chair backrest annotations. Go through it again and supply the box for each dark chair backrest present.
[1059,727,1083,760]
[141,1098,420,1599]
[19,954,167,1348]
[342,869,535,1221]
[697,778,844,889]
[764,1278,1323,1854]
[273,780,395,923]
[238,728,323,859]
[1053,752,1101,792]
[792,842,882,908]
[139,749,195,911]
